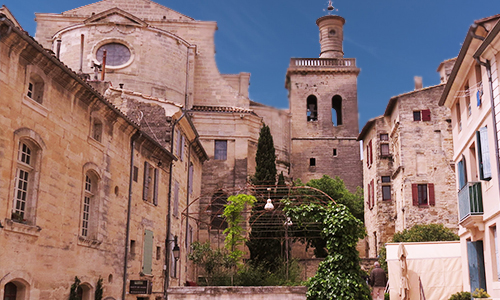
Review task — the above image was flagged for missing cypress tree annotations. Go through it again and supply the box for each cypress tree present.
[252,124,276,186]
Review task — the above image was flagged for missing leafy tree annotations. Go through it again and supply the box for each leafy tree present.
[378,224,459,271]
[188,241,237,286]
[252,123,276,186]
[284,203,370,300]
[286,176,364,257]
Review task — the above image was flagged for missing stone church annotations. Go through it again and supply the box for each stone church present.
[0,0,363,299]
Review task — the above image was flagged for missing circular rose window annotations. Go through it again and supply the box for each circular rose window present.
[96,43,131,66]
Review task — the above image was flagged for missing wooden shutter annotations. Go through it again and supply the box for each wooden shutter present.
[369,140,373,166]
[428,183,435,206]
[173,181,179,217]
[188,163,194,195]
[180,135,185,161]
[412,184,419,206]
[467,241,487,293]
[143,230,154,275]
[153,168,159,206]
[143,161,150,201]
[457,160,466,189]
[477,127,492,180]
[371,180,374,208]
[176,129,181,156]
[422,109,431,121]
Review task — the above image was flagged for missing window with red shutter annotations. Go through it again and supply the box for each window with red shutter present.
[422,109,431,121]
[428,183,435,206]
[412,184,419,206]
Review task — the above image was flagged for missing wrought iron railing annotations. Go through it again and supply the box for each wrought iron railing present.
[458,182,483,222]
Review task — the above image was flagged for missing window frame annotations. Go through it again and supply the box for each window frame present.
[214,140,228,161]
[12,138,42,225]
[412,183,435,206]
[79,168,101,242]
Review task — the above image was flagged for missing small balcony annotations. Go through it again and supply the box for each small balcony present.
[458,182,484,230]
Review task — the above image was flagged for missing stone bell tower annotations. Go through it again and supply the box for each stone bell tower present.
[285,8,362,192]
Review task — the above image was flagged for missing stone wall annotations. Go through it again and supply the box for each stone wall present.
[167,286,307,300]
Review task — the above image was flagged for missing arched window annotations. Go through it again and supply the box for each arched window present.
[27,73,44,104]
[210,191,228,230]
[3,282,17,300]
[81,170,99,239]
[307,95,318,122]
[12,139,41,225]
[332,95,342,126]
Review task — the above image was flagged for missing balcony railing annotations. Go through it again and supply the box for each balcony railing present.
[458,182,483,222]
[289,58,356,68]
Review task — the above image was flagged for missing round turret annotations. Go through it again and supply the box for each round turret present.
[316,15,345,58]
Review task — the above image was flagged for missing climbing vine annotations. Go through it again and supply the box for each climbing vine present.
[223,194,256,261]
[284,203,371,300]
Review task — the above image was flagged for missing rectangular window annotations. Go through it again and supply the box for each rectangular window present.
[380,144,390,156]
[143,162,158,204]
[180,135,185,161]
[82,175,92,237]
[333,148,337,157]
[412,183,435,206]
[309,158,316,167]
[477,127,492,181]
[133,166,139,182]
[27,82,34,98]
[367,140,373,167]
[380,133,389,141]
[175,129,181,157]
[381,176,391,183]
[156,246,162,261]
[413,111,421,121]
[214,140,227,160]
[382,185,391,201]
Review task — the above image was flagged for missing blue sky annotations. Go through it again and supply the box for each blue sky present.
[2,0,498,127]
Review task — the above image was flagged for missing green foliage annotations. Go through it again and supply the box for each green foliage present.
[300,175,364,222]
[234,259,303,286]
[284,176,364,257]
[285,202,370,300]
[385,293,390,300]
[69,276,81,300]
[472,288,490,298]
[94,277,103,300]
[252,123,277,186]
[223,194,256,258]
[188,242,237,286]
[378,224,459,271]
[449,291,472,300]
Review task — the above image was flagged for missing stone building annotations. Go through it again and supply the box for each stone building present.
[286,15,362,192]
[439,14,500,297]
[0,0,366,297]
[358,76,458,258]
[0,10,207,300]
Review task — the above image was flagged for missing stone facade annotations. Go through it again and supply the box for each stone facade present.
[167,286,307,300]
[359,82,458,258]
[0,14,185,300]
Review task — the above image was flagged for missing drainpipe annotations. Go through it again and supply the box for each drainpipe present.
[184,46,191,108]
[470,26,500,197]
[122,131,141,300]
[165,111,186,298]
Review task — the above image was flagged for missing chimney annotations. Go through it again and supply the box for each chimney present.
[414,76,423,90]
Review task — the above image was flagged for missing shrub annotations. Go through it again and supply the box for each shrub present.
[449,291,471,300]
[472,288,490,298]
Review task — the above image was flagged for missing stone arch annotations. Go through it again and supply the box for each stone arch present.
[306,95,318,122]
[0,271,34,300]
[332,95,342,126]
